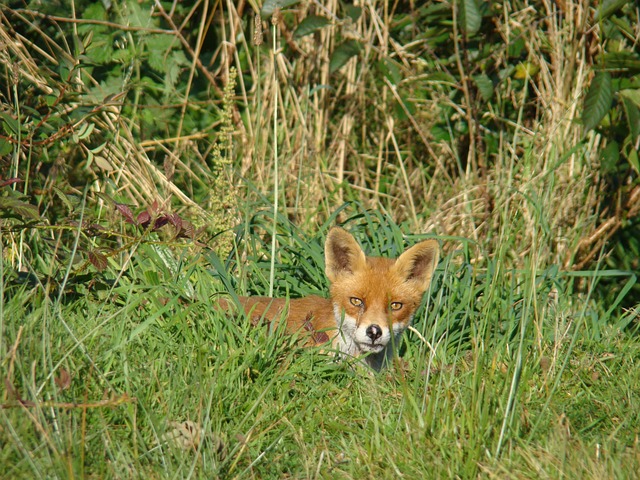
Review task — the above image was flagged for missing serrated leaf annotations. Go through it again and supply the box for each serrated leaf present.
[115,203,136,223]
[473,74,493,101]
[0,196,40,220]
[125,0,152,28]
[88,250,108,271]
[84,37,113,65]
[52,186,77,213]
[181,221,195,239]
[112,47,134,63]
[620,92,640,140]
[582,71,613,132]
[261,0,300,18]
[164,51,188,87]
[167,213,182,229]
[146,34,179,73]
[294,15,330,39]
[330,40,362,74]
[460,0,482,37]
[82,2,107,21]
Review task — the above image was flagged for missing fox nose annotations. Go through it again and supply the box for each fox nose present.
[366,324,382,341]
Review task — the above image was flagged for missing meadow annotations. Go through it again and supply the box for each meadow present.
[1,1,639,478]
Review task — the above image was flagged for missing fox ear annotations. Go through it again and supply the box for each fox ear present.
[394,239,439,292]
[325,227,367,282]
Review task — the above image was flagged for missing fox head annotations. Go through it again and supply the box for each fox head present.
[325,227,439,359]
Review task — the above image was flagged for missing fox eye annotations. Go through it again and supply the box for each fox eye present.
[390,302,403,311]
[350,297,364,307]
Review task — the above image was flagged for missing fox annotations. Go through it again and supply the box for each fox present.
[222,227,439,371]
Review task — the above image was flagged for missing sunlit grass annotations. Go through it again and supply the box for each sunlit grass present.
[2,209,639,478]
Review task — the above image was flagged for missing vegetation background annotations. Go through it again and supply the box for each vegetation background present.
[1,0,639,477]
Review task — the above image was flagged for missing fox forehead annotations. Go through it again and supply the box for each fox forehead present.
[330,256,425,307]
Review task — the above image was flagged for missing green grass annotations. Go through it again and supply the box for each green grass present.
[2,211,639,478]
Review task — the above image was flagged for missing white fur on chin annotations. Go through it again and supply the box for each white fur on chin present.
[332,303,409,371]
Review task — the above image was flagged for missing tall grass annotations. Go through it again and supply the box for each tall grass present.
[2,209,640,477]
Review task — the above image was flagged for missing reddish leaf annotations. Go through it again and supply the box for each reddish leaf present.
[0,178,23,188]
[88,250,108,271]
[154,215,169,230]
[137,210,151,227]
[167,213,182,229]
[54,368,71,391]
[115,204,136,224]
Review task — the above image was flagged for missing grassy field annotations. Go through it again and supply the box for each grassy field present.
[2,213,639,478]
[2,0,640,478]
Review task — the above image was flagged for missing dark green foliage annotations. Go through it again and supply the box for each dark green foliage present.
[293,15,330,38]
[582,71,613,132]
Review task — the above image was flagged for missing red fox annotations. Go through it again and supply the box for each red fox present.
[223,227,439,370]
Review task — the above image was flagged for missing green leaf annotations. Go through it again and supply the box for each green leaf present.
[582,71,613,132]
[52,186,78,213]
[0,196,40,221]
[82,2,107,21]
[459,0,482,37]
[294,15,331,39]
[627,148,640,175]
[329,40,362,74]
[261,0,301,19]
[514,62,540,79]
[84,37,113,65]
[125,0,152,28]
[600,140,619,174]
[0,137,12,156]
[0,112,20,136]
[343,5,362,22]
[620,88,640,109]
[473,74,493,101]
[601,52,640,73]
[620,90,640,140]
[378,57,402,85]
[594,0,628,21]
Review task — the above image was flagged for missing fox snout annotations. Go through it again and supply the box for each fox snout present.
[366,324,382,341]
[337,310,406,354]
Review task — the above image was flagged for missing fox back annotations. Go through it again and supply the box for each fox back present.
[225,227,439,370]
